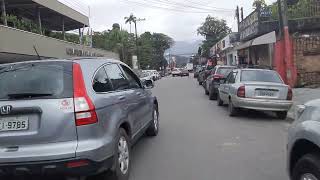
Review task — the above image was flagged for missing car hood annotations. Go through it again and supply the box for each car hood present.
[305,99,320,107]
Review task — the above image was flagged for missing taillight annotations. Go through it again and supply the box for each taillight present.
[213,74,224,81]
[237,86,246,98]
[287,87,293,100]
[73,63,98,126]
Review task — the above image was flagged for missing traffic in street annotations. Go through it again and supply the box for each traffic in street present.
[129,75,290,180]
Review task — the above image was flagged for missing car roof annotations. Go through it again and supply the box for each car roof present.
[238,68,275,72]
[215,65,237,68]
[0,58,122,66]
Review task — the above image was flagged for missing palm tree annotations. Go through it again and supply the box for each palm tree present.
[124,14,136,34]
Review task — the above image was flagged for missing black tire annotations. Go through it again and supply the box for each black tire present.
[205,88,209,95]
[292,153,320,180]
[209,87,217,100]
[146,106,159,136]
[228,99,238,117]
[217,93,223,106]
[276,111,288,120]
[108,128,131,180]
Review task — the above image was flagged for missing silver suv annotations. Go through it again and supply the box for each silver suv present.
[0,58,159,180]
[288,99,320,180]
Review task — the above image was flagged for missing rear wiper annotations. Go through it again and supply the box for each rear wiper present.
[7,93,53,99]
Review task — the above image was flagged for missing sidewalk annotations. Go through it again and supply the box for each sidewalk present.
[287,88,320,120]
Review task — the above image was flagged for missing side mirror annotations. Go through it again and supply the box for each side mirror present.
[143,79,154,89]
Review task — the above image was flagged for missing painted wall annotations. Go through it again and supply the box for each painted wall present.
[0,25,119,63]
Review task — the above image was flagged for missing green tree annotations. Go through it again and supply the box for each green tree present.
[92,24,136,65]
[252,0,267,9]
[197,16,231,57]
[138,32,174,70]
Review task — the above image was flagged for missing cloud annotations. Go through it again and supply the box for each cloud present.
[74,0,278,42]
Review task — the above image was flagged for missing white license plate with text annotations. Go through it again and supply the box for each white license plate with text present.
[0,117,29,132]
[256,90,276,97]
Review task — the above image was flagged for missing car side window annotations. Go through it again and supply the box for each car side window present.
[93,67,113,93]
[228,72,236,84]
[225,72,233,84]
[104,64,130,91]
[120,65,141,89]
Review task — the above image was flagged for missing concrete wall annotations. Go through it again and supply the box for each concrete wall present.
[293,36,320,86]
[0,25,119,62]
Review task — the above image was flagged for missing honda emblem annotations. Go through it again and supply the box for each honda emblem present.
[0,105,12,115]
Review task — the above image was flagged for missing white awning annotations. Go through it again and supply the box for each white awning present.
[252,31,276,46]
[235,31,276,50]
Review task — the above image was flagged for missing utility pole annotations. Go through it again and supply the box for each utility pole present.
[1,0,7,26]
[280,0,297,87]
[134,17,145,69]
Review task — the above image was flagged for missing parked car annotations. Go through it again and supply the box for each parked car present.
[145,70,160,81]
[287,99,320,180]
[180,68,189,77]
[217,68,293,119]
[205,65,236,100]
[194,66,203,78]
[140,71,154,84]
[0,59,159,180]
[197,69,211,85]
[172,68,181,77]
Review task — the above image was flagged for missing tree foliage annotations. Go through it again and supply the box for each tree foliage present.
[197,16,231,57]
[139,32,174,70]
[252,0,267,9]
[92,24,174,69]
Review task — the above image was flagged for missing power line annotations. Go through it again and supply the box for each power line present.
[133,0,234,12]
[162,0,234,11]
[119,0,234,14]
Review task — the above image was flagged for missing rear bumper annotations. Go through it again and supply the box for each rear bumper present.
[233,97,293,111]
[0,156,113,177]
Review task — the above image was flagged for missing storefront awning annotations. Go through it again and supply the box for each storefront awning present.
[235,31,276,50]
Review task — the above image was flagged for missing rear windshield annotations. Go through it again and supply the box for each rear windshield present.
[0,61,73,100]
[217,67,235,76]
[241,70,283,83]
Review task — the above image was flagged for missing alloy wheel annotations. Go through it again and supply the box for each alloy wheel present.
[118,136,129,175]
[300,173,319,180]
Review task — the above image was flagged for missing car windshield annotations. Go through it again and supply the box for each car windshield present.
[241,70,283,83]
[0,62,72,100]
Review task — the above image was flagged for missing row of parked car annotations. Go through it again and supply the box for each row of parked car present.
[195,65,320,180]
[196,65,293,119]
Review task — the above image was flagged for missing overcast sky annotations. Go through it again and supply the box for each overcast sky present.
[61,0,276,42]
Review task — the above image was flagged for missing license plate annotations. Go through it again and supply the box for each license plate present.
[0,117,29,132]
[257,90,276,97]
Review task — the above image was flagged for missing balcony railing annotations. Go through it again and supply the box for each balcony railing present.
[288,0,320,19]
[238,0,320,41]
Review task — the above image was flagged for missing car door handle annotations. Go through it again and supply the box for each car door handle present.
[118,96,126,101]
[136,92,142,96]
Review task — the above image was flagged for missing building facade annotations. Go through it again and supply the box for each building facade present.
[0,0,118,63]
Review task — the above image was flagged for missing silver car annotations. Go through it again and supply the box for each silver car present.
[0,58,159,180]
[217,68,293,119]
[287,99,320,180]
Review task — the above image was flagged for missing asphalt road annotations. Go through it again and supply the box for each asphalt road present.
[9,76,291,180]
[129,75,291,180]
